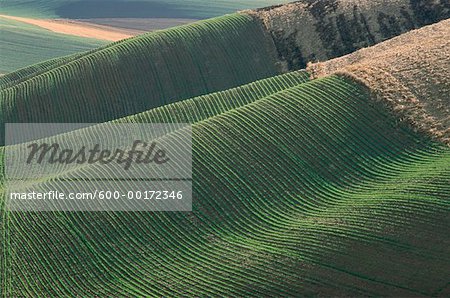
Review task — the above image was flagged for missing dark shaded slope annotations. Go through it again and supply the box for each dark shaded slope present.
[5,70,311,144]
[246,0,450,70]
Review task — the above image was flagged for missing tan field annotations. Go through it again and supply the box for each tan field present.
[0,14,142,41]
[308,19,450,145]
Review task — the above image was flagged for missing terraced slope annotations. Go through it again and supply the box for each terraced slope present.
[2,75,449,296]
[0,13,281,144]
[0,16,106,73]
[308,18,450,144]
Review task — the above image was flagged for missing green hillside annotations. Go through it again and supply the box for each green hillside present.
[2,75,449,296]
[1,1,449,297]
[0,13,281,144]
[6,3,448,144]
[0,17,106,73]
[0,1,292,74]
[2,0,448,75]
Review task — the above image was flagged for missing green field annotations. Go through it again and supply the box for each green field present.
[2,74,449,296]
[1,1,449,296]
[0,0,290,19]
[0,17,107,73]
[3,0,448,75]
[0,0,290,74]
[0,13,281,143]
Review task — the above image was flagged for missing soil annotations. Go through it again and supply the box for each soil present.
[307,19,450,145]
[245,0,450,70]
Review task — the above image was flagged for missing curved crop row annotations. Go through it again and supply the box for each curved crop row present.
[0,45,104,89]
[4,0,450,147]
[0,13,281,145]
[2,75,449,296]
[4,70,310,145]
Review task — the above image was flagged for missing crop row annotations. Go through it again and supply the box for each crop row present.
[2,75,449,296]
[0,13,281,145]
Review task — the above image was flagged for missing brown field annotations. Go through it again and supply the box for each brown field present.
[0,14,141,41]
[308,19,450,145]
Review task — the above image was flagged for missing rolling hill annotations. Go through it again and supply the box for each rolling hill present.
[0,13,282,144]
[2,72,449,296]
[1,0,449,144]
[2,0,448,75]
[0,1,292,74]
[1,1,449,297]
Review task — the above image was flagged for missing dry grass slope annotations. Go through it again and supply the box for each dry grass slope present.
[308,19,450,145]
[244,0,450,70]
